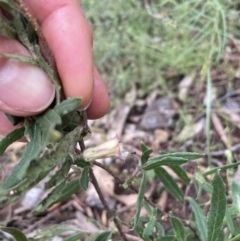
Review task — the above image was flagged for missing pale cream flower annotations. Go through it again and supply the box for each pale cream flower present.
[83,135,124,161]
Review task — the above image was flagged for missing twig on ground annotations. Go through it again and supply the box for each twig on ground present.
[210,143,240,157]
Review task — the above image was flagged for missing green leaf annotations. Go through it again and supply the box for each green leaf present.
[80,167,90,190]
[225,208,239,236]
[143,156,188,171]
[228,233,240,241]
[35,109,62,146]
[0,122,42,189]
[143,200,152,216]
[32,225,79,241]
[203,162,240,177]
[155,167,184,203]
[170,165,190,185]
[85,232,112,241]
[0,127,25,155]
[54,98,81,117]
[44,156,72,189]
[0,227,28,241]
[132,172,147,229]
[158,152,204,160]
[156,235,176,241]
[140,142,152,165]
[170,216,185,241]
[188,197,207,241]
[194,172,213,197]
[143,219,156,238]
[74,158,91,168]
[231,181,240,212]
[55,179,81,203]
[94,232,112,241]
[207,172,226,241]
[0,126,82,208]
[63,232,86,241]
[155,222,165,237]
[32,181,66,215]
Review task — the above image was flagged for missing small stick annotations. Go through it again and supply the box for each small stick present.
[92,161,157,209]
[89,168,128,241]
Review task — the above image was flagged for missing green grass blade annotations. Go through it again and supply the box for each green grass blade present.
[207,172,226,241]
[155,167,184,203]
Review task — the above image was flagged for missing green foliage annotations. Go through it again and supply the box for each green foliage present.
[0,227,28,241]
[207,172,226,241]
[80,167,90,190]
[1,2,240,241]
[81,0,233,95]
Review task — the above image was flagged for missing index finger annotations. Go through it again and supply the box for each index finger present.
[25,0,93,109]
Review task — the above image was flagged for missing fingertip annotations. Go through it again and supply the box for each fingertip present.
[86,68,110,119]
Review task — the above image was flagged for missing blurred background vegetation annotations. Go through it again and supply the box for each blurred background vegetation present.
[81,0,240,97]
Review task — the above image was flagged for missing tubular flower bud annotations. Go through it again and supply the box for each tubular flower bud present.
[83,135,123,161]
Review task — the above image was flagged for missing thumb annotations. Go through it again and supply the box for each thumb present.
[0,36,55,116]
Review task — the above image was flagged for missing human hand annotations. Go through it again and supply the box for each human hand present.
[0,0,110,136]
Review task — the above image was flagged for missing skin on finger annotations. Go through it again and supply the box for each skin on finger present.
[86,68,110,119]
[25,0,94,109]
[0,35,55,116]
[0,112,22,136]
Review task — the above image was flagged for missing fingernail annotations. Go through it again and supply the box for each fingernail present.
[77,97,92,111]
[0,59,55,116]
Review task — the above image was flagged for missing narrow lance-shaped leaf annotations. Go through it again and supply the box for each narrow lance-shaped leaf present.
[207,171,226,241]
[32,225,79,240]
[0,227,28,241]
[132,172,147,229]
[157,152,204,160]
[44,156,72,189]
[80,167,90,190]
[155,167,184,203]
[0,126,82,208]
[188,197,207,241]
[54,179,81,204]
[143,219,156,238]
[143,156,188,171]
[63,232,86,241]
[0,122,42,189]
[170,165,190,185]
[32,181,66,215]
[231,181,240,212]
[94,232,113,241]
[54,98,82,117]
[170,215,185,241]
[140,141,152,165]
[0,127,25,156]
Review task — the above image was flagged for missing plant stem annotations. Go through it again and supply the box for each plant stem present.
[15,0,56,70]
[92,160,156,208]
[89,168,128,241]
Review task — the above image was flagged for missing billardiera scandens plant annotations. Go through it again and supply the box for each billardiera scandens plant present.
[83,135,125,161]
